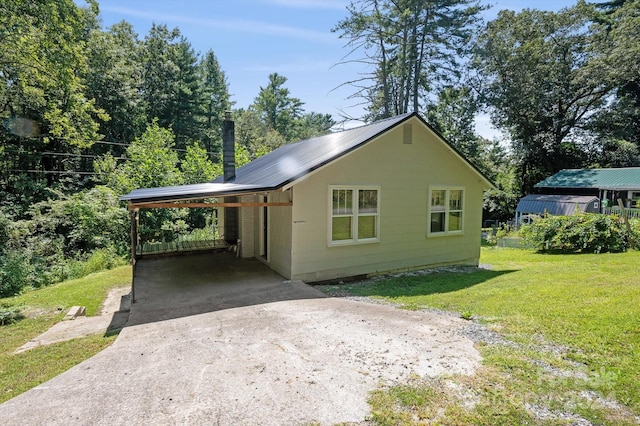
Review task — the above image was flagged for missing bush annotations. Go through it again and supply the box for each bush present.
[630,218,640,248]
[521,213,629,253]
[0,252,34,297]
[28,186,130,257]
[65,247,127,280]
[0,305,23,326]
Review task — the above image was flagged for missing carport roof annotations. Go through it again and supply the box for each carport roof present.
[516,194,598,216]
[121,112,494,204]
[534,167,640,191]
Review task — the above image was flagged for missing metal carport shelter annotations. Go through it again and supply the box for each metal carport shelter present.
[120,183,292,303]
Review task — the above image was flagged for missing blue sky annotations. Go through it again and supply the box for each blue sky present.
[93,0,579,137]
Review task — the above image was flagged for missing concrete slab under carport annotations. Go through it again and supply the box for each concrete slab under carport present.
[128,251,323,326]
[0,251,481,425]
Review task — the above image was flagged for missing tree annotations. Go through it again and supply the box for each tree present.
[333,0,486,121]
[235,108,288,160]
[199,50,232,160]
[252,73,304,141]
[0,0,107,191]
[426,86,481,159]
[180,142,222,229]
[181,143,221,185]
[95,120,181,195]
[475,3,613,194]
[95,121,185,242]
[296,112,336,140]
[587,0,640,160]
[84,21,146,147]
[140,24,204,150]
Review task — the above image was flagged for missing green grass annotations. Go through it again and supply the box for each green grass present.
[321,248,640,425]
[0,265,131,403]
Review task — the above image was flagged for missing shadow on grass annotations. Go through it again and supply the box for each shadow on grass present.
[340,269,516,299]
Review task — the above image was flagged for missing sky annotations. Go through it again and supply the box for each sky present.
[91,0,580,138]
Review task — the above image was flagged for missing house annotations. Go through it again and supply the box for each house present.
[534,167,640,209]
[515,167,640,226]
[121,112,494,283]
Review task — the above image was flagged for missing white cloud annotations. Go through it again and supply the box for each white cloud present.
[100,5,337,43]
[241,58,334,73]
[259,0,348,10]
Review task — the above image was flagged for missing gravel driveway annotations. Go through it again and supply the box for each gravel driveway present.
[0,253,480,425]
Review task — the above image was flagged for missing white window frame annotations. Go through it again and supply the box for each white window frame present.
[428,186,465,237]
[329,185,380,246]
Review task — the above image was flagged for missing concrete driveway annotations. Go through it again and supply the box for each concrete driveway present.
[0,252,480,425]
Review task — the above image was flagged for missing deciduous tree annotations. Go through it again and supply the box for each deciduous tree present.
[475,4,612,194]
[333,0,486,121]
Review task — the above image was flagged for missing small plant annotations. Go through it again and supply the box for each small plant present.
[0,305,23,326]
[460,310,473,320]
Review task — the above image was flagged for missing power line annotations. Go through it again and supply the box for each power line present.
[40,151,127,160]
[8,169,97,175]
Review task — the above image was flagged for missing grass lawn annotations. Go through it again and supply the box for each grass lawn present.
[0,265,131,404]
[320,247,640,425]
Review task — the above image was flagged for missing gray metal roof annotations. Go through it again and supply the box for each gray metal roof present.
[534,168,640,190]
[120,182,268,202]
[212,113,415,187]
[122,112,493,204]
[516,194,599,216]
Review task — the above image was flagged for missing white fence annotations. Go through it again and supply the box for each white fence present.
[604,207,640,219]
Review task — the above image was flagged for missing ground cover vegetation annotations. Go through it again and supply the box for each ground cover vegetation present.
[0,265,130,403]
[321,247,640,425]
[0,2,638,295]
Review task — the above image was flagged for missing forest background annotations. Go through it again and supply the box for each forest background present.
[1,0,638,296]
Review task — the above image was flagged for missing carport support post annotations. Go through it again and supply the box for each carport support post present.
[130,208,139,303]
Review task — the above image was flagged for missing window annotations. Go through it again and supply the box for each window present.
[429,187,464,235]
[330,186,379,245]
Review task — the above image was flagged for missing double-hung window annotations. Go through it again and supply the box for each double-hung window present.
[428,187,464,235]
[330,186,380,245]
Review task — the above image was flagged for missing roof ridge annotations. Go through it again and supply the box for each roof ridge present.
[287,112,414,146]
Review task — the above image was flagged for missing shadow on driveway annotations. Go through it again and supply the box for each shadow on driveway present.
[128,251,326,326]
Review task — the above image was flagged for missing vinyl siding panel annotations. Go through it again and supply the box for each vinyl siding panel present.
[289,117,484,282]
[267,190,293,279]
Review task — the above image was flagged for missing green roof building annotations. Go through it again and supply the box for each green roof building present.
[534,167,640,209]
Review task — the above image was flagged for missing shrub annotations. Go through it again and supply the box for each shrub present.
[521,213,629,253]
[0,305,23,326]
[65,247,127,280]
[0,252,33,297]
[630,218,640,249]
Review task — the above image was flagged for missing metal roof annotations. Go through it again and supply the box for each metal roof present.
[534,168,640,191]
[122,112,494,204]
[119,182,269,203]
[212,113,416,187]
[516,194,599,216]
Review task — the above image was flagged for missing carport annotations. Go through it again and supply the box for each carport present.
[123,186,291,303]
[128,251,322,325]
[121,114,292,303]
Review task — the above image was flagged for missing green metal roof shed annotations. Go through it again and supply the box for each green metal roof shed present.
[534,167,640,191]
[534,167,640,210]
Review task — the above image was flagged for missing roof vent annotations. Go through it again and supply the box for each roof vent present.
[403,123,412,144]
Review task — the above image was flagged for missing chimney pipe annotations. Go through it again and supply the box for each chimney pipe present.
[222,111,238,245]
[222,111,235,183]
